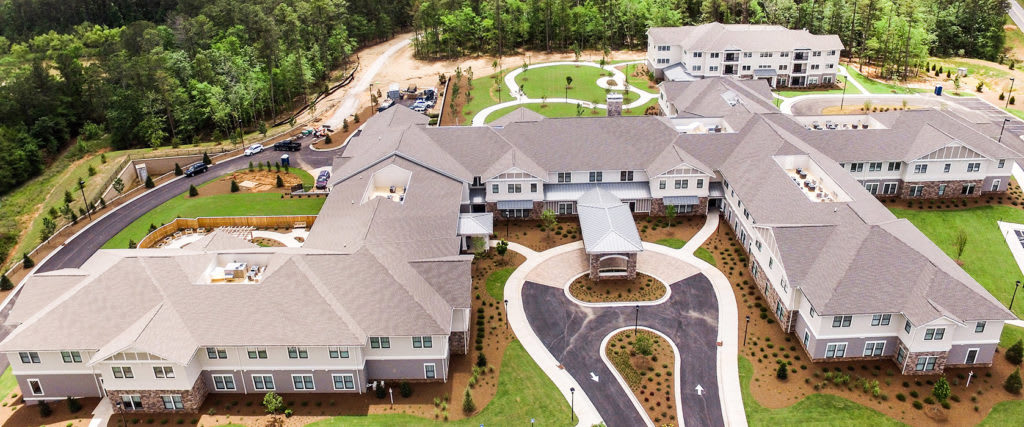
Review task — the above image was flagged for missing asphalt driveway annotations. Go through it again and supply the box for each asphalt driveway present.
[521,274,723,427]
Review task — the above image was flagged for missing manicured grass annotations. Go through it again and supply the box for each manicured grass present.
[979,399,1024,426]
[307,340,574,426]
[516,64,636,105]
[739,356,905,426]
[103,190,325,250]
[890,206,1024,319]
[0,367,17,400]
[460,70,509,123]
[482,99,657,124]
[485,267,515,301]
[653,238,717,266]
[1001,324,1024,348]
[619,63,659,93]
[842,65,929,95]
[1007,107,1024,121]
[776,75,856,97]
[929,57,1012,80]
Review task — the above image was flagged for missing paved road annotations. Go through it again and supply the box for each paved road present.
[522,275,723,427]
[36,137,340,273]
[1010,1,1024,34]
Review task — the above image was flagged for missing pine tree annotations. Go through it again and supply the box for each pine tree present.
[174,163,183,176]
[276,175,284,188]
[230,180,240,193]
[1005,368,1022,394]
[189,185,199,197]
[0,273,14,291]
[776,362,788,380]
[144,175,155,188]
[22,253,35,268]
[1006,339,1023,365]
[249,161,254,171]
[462,388,476,413]
[202,152,212,165]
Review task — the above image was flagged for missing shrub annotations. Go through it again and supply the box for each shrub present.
[230,180,239,193]
[0,274,12,291]
[1000,92,1006,101]
[912,400,923,410]
[776,363,788,380]
[462,388,476,414]
[376,385,387,399]
[1006,339,1023,365]
[263,392,284,414]
[174,163,183,176]
[189,185,199,197]
[145,175,155,188]
[22,253,34,268]
[400,381,413,398]
[476,353,487,368]
[284,408,293,417]
[1012,96,1017,105]
[933,377,951,401]
[1005,368,1022,394]
[909,390,919,398]
[896,393,906,402]
[249,161,254,171]
[67,397,82,413]
[923,397,935,404]
[202,152,212,165]
[941,401,950,409]
[276,175,284,188]
[39,400,52,417]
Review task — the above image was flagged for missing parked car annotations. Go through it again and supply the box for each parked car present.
[315,171,331,189]
[184,162,208,177]
[301,129,314,136]
[244,143,264,156]
[377,98,395,112]
[422,88,437,103]
[411,100,428,112]
[274,139,301,151]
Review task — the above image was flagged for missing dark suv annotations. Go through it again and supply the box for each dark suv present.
[274,139,301,151]
[184,162,208,177]
[315,170,331,189]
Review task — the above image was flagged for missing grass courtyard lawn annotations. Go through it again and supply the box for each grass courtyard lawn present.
[653,238,717,266]
[0,367,17,400]
[482,98,657,124]
[842,65,929,95]
[103,191,325,250]
[890,206,1024,319]
[485,267,515,301]
[460,71,509,124]
[516,64,634,105]
[307,340,574,426]
[619,63,659,93]
[980,399,1024,426]
[739,356,905,426]
[1006,107,1024,121]
[775,75,855,97]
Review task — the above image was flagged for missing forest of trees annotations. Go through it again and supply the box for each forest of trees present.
[0,0,411,196]
[411,0,1009,74]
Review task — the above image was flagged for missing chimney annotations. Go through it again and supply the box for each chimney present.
[606,93,623,117]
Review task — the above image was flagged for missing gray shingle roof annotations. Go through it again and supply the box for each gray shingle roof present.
[648,23,844,52]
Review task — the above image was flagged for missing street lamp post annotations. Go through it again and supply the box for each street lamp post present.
[840,77,848,111]
[504,299,509,329]
[1011,280,1021,311]
[79,179,92,221]
[569,387,575,423]
[634,305,640,335]
[1007,77,1016,109]
[999,118,1011,143]
[743,315,751,346]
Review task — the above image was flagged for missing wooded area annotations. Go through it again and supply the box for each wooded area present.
[0,0,411,196]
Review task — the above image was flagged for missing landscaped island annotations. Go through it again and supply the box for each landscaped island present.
[569,272,667,303]
[606,330,678,425]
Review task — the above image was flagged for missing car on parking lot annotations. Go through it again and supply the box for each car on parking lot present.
[244,143,264,156]
[377,98,395,112]
[274,139,301,151]
[315,170,331,189]
[184,162,208,177]
[411,100,428,112]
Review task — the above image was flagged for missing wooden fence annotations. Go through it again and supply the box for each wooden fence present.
[138,215,318,249]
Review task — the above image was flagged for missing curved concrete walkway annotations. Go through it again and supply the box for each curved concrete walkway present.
[502,211,746,427]
[471,61,658,126]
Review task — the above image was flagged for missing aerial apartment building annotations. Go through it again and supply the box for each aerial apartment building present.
[647,23,844,87]
[1,78,1018,412]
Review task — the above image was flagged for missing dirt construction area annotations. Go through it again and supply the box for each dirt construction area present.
[198,170,304,196]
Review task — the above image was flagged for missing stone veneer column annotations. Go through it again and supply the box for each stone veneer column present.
[899,180,984,199]
[112,376,210,414]
[749,258,794,333]
[448,331,467,355]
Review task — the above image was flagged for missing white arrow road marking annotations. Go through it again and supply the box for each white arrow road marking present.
[590,372,600,382]
[695,384,704,396]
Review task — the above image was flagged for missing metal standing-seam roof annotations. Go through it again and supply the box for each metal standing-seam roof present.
[576,188,644,254]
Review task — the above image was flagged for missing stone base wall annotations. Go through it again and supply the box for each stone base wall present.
[449,331,467,355]
[112,376,209,414]
[748,258,794,333]
[901,180,984,198]
[650,198,708,217]
[589,253,637,281]
[900,350,949,375]
[484,202,543,220]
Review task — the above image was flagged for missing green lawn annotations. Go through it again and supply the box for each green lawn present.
[482,99,657,124]
[1002,324,1024,348]
[653,238,717,266]
[842,65,929,95]
[1007,107,1024,121]
[929,57,1012,81]
[0,367,17,400]
[516,64,644,105]
[619,63,660,93]
[307,340,574,426]
[890,206,1024,319]
[485,267,515,301]
[460,70,509,124]
[103,190,325,250]
[776,75,856,98]
[980,399,1024,426]
[739,356,905,426]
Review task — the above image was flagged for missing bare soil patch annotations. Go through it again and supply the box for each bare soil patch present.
[495,219,582,252]
[821,105,919,115]
[636,215,702,242]
[0,397,98,427]
[702,222,1024,426]
[569,272,666,303]
[312,105,374,149]
[196,170,304,197]
[606,330,678,425]
[881,179,1024,211]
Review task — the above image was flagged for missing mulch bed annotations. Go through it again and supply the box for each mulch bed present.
[569,272,666,303]
[606,330,678,425]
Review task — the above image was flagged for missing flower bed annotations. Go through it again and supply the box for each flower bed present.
[605,330,678,425]
[569,272,666,302]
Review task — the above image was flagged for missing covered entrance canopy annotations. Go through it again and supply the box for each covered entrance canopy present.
[577,188,643,280]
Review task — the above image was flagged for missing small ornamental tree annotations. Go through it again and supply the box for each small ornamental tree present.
[128,239,137,249]
[266,161,272,171]
[144,175,155,188]
[258,121,268,137]
[325,134,332,145]
[64,190,73,204]
[462,388,476,414]
[496,239,509,262]
[230,180,240,193]
[399,381,412,398]
[932,377,951,401]
[174,163,183,176]
[1005,368,1022,394]
[276,175,284,188]
[1006,339,1023,365]
[249,161,254,171]
[1,273,14,291]
[202,152,212,165]
[189,184,199,197]
[476,352,487,368]
[540,209,557,236]
[263,391,285,414]
[113,177,125,193]
[41,217,56,240]
[343,118,349,132]
[776,362,788,380]
[954,228,968,261]
[666,204,678,226]
[354,113,360,123]
[634,333,653,356]
[22,253,34,268]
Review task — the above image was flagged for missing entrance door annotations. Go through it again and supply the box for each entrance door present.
[965,349,979,364]
[628,201,636,212]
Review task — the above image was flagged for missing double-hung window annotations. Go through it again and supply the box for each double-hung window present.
[19,352,40,364]
[870,314,891,326]
[112,367,134,379]
[923,328,945,340]
[153,367,175,378]
[333,374,355,390]
[370,337,391,349]
[207,348,227,359]
[825,343,847,358]
[888,162,901,171]
[999,159,1006,168]
[915,356,937,371]
[697,179,704,189]
[863,342,885,357]
[659,180,666,190]
[914,164,927,174]
[212,375,236,390]
[896,347,907,364]
[121,395,143,411]
[491,184,499,194]
[904,320,912,333]
[329,347,350,358]
[975,321,987,333]
[247,348,268,359]
[557,172,571,183]
[620,171,634,181]
[424,363,437,379]
[967,162,981,172]
[588,171,603,182]
[412,336,433,348]
[869,162,882,172]
[530,183,537,193]
[161,395,184,410]
[292,375,315,390]
[831,315,852,328]
[288,347,308,359]
[507,183,522,193]
[61,351,82,363]
[850,163,864,173]
[253,375,275,390]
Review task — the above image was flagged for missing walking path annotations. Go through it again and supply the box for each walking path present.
[837,65,868,94]
[501,211,746,426]
[471,60,659,126]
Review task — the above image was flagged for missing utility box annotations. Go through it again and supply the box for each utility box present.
[934,85,943,96]
[134,164,149,183]
[606,93,623,117]
[281,154,290,168]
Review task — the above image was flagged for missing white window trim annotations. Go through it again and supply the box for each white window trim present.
[27,379,43,395]
[965,348,980,364]
[424,363,437,379]
[252,374,275,390]
[212,374,236,390]
[332,374,356,390]
[863,341,886,357]
[121,395,143,410]
[825,342,848,358]
[291,374,315,390]
[160,394,184,410]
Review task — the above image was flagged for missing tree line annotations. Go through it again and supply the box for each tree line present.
[410,0,1009,75]
[0,0,412,197]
